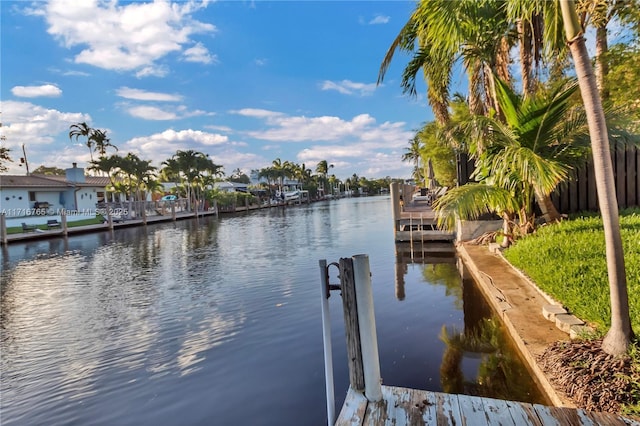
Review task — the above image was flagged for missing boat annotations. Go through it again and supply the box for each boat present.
[277,190,300,202]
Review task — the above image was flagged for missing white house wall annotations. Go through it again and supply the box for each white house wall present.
[75,187,101,212]
[1,189,31,216]
[1,189,66,217]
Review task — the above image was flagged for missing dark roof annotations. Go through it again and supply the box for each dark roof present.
[0,175,69,188]
[0,174,111,188]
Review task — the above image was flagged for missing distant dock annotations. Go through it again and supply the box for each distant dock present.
[390,182,455,243]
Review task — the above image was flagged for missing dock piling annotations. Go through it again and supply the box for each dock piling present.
[1,213,7,245]
[318,260,336,426]
[351,254,382,402]
[61,210,68,236]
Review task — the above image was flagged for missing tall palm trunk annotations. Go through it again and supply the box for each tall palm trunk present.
[518,19,535,97]
[561,0,632,356]
[595,26,609,100]
[534,188,562,223]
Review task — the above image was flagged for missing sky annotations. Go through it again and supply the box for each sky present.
[0,0,445,181]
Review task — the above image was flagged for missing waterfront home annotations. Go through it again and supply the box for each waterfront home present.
[214,181,249,193]
[0,163,110,218]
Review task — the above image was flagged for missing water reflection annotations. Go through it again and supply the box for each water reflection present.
[393,242,457,300]
[386,243,547,405]
[1,198,546,426]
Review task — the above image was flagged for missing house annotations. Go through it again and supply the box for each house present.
[0,163,110,218]
[214,181,249,193]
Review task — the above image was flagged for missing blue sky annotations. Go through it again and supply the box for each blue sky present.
[1,0,443,180]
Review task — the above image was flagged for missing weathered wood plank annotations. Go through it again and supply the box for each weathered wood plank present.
[376,386,434,426]
[569,170,579,213]
[530,404,563,426]
[335,386,640,426]
[505,401,543,426]
[335,387,368,426]
[551,406,596,425]
[637,148,640,206]
[435,392,463,425]
[560,180,570,213]
[339,258,365,391]
[581,409,630,426]
[616,146,626,208]
[573,408,604,426]
[587,161,598,210]
[628,146,638,207]
[480,397,516,425]
[578,166,588,212]
[457,394,489,426]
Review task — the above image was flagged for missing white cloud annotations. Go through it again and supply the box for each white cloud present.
[116,87,183,102]
[183,42,218,64]
[233,109,414,178]
[128,106,178,121]
[254,58,268,66]
[230,108,286,119]
[320,80,377,96]
[2,101,90,147]
[135,65,169,78]
[124,104,214,120]
[127,129,228,150]
[33,0,216,75]
[0,101,92,173]
[204,124,233,133]
[11,84,62,98]
[122,128,231,168]
[244,112,397,142]
[369,15,390,25]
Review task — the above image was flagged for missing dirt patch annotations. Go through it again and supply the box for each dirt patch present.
[539,339,639,414]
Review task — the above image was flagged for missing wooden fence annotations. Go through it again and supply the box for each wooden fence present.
[457,145,640,214]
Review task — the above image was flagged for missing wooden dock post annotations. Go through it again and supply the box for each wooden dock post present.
[352,254,382,402]
[339,255,382,402]
[318,260,336,426]
[107,208,114,229]
[339,257,365,392]
[61,210,68,236]
[171,203,176,221]
[0,213,7,245]
[390,182,400,232]
[141,201,147,224]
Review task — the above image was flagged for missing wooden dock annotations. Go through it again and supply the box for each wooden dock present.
[322,249,639,426]
[336,385,639,426]
[391,183,455,243]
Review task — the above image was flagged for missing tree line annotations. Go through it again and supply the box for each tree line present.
[380,0,639,356]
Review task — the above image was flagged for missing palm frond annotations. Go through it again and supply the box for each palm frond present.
[432,184,518,230]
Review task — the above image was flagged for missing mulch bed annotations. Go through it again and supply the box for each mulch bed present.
[539,338,639,414]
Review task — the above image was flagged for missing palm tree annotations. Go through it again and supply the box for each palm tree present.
[90,129,118,158]
[378,0,514,123]
[69,122,95,161]
[402,135,424,185]
[560,0,632,356]
[88,155,121,189]
[271,158,294,193]
[161,150,222,212]
[258,167,278,197]
[316,160,334,197]
[434,77,592,241]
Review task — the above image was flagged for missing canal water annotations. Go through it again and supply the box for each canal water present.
[0,196,546,426]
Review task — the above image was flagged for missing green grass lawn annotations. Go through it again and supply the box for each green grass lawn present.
[6,216,105,235]
[503,208,640,332]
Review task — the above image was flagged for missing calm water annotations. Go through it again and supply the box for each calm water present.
[1,196,545,426]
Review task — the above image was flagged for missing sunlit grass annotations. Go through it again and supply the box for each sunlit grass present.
[503,208,640,332]
[6,216,105,235]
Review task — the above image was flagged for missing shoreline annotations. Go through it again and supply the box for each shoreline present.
[458,242,574,407]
